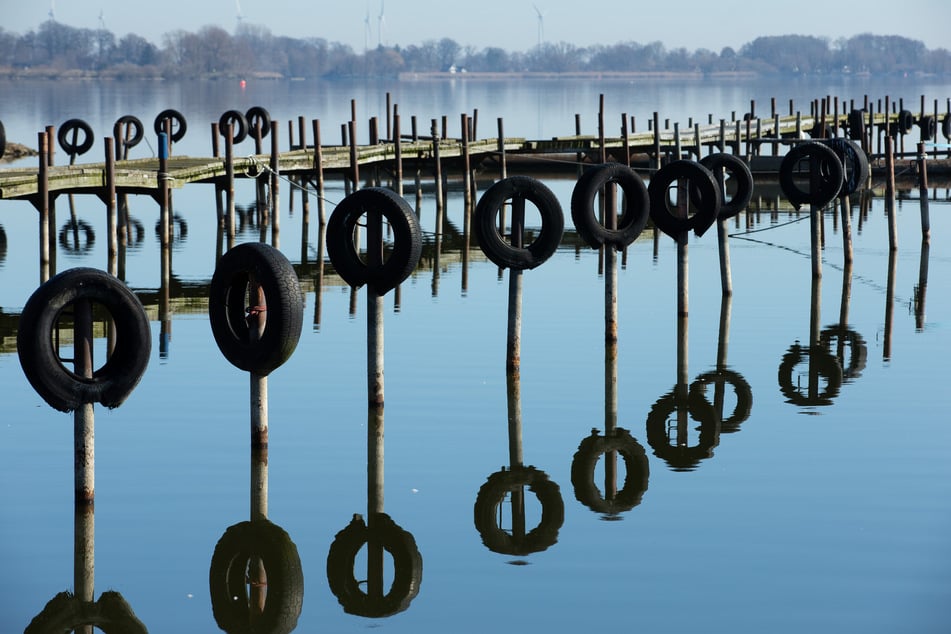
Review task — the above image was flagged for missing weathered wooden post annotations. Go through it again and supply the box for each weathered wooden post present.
[269,120,280,249]
[917,142,931,242]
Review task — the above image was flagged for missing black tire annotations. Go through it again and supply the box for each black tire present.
[246,106,272,140]
[778,141,843,210]
[473,466,564,555]
[570,162,649,250]
[58,219,96,254]
[777,342,843,407]
[474,175,564,270]
[113,115,144,150]
[847,109,866,141]
[820,138,869,197]
[570,427,649,515]
[648,159,720,239]
[25,590,147,634]
[919,115,937,141]
[219,109,249,144]
[209,520,304,634]
[688,369,753,434]
[208,242,303,375]
[0,225,7,264]
[819,325,868,381]
[897,109,914,134]
[153,108,187,142]
[326,513,422,618]
[942,113,951,140]
[17,268,151,412]
[57,118,95,156]
[326,187,422,295]
[645,388,719,472]
[696,153,753,220]
[0,119,6,159]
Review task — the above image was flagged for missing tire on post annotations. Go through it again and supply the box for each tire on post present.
[570,162,649,250]
[820,138,869,198]
[326,187,423,295]
[57,118,95,157]
[648,159,720,238]
[208,242,304,376]
[474,175,564,270]
[17,268,151,412]
[113,115,144,151]
[778,141,843,210]
[246,106,272,140]
[694,153,753,220]
[153,108,187,142]
[218,109,249,144]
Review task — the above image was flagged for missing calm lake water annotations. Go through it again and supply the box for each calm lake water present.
[1,76,950,633]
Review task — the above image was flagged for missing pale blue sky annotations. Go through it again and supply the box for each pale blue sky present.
[2,0,949,54]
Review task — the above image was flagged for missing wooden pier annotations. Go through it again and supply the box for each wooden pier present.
[2,108,945,203]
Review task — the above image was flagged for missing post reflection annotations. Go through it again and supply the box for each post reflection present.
[474,370,565,557]
[778,277,843,407]
[208,445,304,634]
[326,406,423,618]
[570,320,649,518]
[25,459,146,633]
[646,296,753,471]
[778,262,869,408]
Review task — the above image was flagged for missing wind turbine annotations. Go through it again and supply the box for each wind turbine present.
[532,4,545,48]
[235,0,244,29]
[48,0,55,21]
[364,3,371,51]
[377,0,385,47]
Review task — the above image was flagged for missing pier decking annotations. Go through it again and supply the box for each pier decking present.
[4,110,940,202]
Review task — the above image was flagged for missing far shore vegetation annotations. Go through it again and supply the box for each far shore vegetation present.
[1,20,950,81]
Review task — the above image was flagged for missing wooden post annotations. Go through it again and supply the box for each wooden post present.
[367,212,385,409]
[312,119,326,226]
[269,121,280,249]
[497,117,507,180]
[158,130,170,248]
[38,131,51,283]
[431,120,444,225]
[224,124,236,250]
[886,136,898,251]
[840,194,853,265]
[461,113,471,208]
[348,120,360,192]
[917,142,931,242]
[104,138,117,277]
[393,110,403,197]
[507,197,525,375]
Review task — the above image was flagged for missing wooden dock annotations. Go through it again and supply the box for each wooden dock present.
[2,109,946,202]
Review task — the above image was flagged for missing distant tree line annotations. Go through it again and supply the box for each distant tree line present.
[1,20,949,79]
